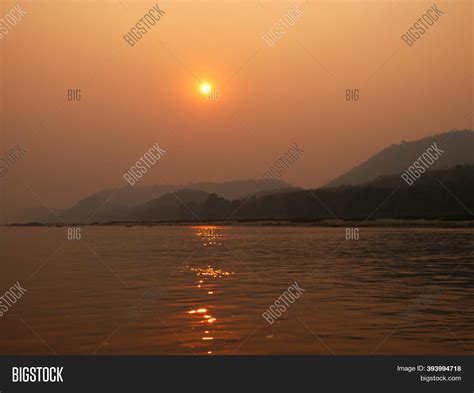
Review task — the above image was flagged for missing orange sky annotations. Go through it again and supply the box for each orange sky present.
[0,0,472,221]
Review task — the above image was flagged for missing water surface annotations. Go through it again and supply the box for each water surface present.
[0,226,473,355]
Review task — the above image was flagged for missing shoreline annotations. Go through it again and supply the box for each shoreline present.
[6,219,474,229]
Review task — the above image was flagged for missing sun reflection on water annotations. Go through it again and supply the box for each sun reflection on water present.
[193,226,224,246]
[190,266,234,278]
[184,249,235,354]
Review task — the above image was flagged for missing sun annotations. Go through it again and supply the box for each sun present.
[200,82,212,95]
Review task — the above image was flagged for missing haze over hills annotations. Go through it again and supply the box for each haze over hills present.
[95,179,294,207]
[14,130,474,225]
[35,179,294,224]
[27,164,474,225]
[121,165,474,222]
[325,129,474,188]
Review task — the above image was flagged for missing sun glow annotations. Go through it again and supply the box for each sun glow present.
[200,82,212,95]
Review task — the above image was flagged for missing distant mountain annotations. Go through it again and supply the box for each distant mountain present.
[38,194,124,224]
[232,164,474,221]
[34,164,474,224]
[126,189,210,222]
[37,179,293,224]
[94,179,293,207]
[325,129,474,188]
[25,129,474,224]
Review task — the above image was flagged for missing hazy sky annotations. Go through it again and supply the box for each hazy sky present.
[0,0,472,221]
